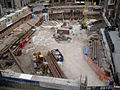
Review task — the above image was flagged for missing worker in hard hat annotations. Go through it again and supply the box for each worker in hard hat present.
[33,53,36,62]
[38,52,44,64]
[40,62,48,75]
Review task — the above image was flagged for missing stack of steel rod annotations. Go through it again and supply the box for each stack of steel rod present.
[92,40,99,60]
[0,28,35,73]
[45,52,67,79]
[13,29,35,53]
[0,29,35,57]
[0,38,19,56]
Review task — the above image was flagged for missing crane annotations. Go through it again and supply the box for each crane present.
[82,0,89,29]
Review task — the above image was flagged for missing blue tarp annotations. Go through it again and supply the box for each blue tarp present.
[84,45,88,56]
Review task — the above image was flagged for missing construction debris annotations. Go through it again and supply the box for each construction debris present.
[53,33,72,43]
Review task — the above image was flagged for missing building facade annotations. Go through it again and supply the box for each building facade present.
[50,0,105,5]
[104,0,120,36]
[1,0,30,9]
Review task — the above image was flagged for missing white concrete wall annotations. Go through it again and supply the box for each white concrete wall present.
[1,70,80,90]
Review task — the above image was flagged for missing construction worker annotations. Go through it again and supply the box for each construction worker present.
[33,52,43,68]
[40,62,48,75]
[109,80,114,89]
[38,52,44,63]
[33,53,37,62]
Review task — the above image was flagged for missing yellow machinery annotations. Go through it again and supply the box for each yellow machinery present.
[33,52,48,74]
[33,52,43,63]
[40,62,48,74]
[33,52,43,62]
[33,53,37,62]
[82,0,89,29]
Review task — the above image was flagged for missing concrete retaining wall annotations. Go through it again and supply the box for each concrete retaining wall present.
[1,70,80,90]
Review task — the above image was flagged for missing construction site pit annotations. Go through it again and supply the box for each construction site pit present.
[0,19,109,86]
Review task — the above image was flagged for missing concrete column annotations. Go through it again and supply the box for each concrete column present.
[21,0,23,8]
[48,14,49,21]
[5,0,9,8]
[11,0,14,9]
[114,0,120,24]
[0,4,4,17]
[1,0,7,8]
[72,10,74,20]
[23,0,25,6]
[44,13,49,21]
[24,0,26,6]
[58,0,60,3]
[29,0,30,3]
[74,0,76,3]
[16,0,21,9]
[26,0,29,4]
[62,12,64,22]
[1,0,5,8]
[99,0,101,5]
[65,0,67,3]
[51,0,54,4]
[104,0,108,14]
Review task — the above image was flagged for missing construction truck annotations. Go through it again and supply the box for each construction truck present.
[82,0,89,29]
[33,52,48,74]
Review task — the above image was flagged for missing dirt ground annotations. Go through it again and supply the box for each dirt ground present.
[10,20,106,86]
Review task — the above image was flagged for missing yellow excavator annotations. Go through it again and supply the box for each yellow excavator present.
[33,52,43,63]
[82,0,89,29]
[33,52,48,74]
